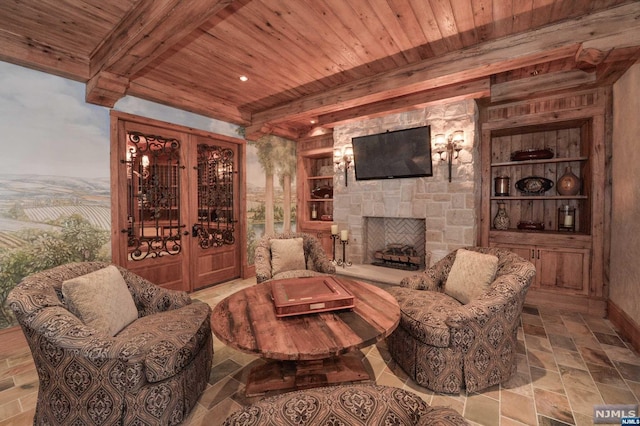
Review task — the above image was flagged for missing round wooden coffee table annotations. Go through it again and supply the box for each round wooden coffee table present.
[211,276,400,396]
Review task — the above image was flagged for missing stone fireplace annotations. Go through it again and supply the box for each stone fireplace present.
[331,99,479,268]
[364,217,426,269]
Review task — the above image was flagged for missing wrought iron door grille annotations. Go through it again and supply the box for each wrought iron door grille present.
[195,144,235,249]
[123,131,183,260]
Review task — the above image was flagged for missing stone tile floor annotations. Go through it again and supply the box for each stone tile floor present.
[0,276,638,425]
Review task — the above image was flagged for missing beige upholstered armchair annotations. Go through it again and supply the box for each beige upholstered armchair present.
[254,231,336,283]
[7,262,213,426]
[386,247,536,393]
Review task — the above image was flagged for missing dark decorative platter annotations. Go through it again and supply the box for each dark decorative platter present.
[510,148,554,161]
[311,185,333,199]
[515,177,554,195]
[517,221,545,231]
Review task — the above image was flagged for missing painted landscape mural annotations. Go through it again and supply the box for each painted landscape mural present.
[245,134,298,264]
[0,63,112,328]
[0,61,296,329]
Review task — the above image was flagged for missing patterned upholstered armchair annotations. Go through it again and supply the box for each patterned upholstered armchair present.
[7,262,213,425]
[254,231,336,283]
[223,384,469,425]
[386,247,536,393]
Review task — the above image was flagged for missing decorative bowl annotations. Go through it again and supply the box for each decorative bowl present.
[515,176,554,195]
[510,148,554,161]
[311,185,333,199]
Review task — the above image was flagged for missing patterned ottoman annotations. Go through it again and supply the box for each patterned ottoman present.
[223,384,468,425]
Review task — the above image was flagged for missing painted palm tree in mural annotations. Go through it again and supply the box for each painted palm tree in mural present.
[250,134,296,235]
[253,136,276,235]
[275,137,297,231]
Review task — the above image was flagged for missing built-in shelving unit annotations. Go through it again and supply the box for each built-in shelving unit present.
[480,89,608,316]
[296,133,335,254]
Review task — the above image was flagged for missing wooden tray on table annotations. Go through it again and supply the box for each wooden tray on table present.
[271,276,355,317]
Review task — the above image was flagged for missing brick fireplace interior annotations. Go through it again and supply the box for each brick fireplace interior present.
[363,217,427,269]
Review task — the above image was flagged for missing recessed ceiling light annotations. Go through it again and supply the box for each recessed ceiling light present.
[239,75,248,82]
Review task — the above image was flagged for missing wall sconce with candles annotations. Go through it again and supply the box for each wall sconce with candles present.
[123,147,150,179]
[334,145,354,186]
[434,130,464,182]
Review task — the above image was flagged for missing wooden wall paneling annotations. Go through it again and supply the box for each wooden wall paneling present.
[590,111,607,299]
[480,128,492,245]
[510,134,523,224]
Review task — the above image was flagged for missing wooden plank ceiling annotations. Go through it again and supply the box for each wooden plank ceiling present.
[1,0,639,140]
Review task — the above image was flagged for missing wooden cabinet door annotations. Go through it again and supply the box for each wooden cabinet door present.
[537,247,590,295]
[494,243,590,294]
[490,243,538,287]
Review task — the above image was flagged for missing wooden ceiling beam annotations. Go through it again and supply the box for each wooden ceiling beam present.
[595,47,640,86]
[318,78,490,127]
[86,71,130,107]
[86,0,237,106]
[127,79,252,125]
[244,121,308,142]
[250,2,640,131]
[490,70,597,103]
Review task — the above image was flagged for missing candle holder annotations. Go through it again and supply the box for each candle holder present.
[558,205,576,232]
[336,239,352,268]
[330,234,339,264]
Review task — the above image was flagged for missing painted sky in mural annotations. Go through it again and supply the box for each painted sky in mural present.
[0,61,251,179]
[0,63,108,178]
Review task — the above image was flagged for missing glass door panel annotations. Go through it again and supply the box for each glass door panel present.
[124,131,184,260]
[194,144,236,248]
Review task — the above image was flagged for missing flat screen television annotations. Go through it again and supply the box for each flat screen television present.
[352,126,432,180]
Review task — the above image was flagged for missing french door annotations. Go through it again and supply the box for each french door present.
[188,135,242,290]
[110,112,243,292]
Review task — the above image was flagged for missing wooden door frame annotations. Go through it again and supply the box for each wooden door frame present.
[110,111,249,290]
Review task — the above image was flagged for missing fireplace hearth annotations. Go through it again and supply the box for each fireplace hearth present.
[373,244,423,271]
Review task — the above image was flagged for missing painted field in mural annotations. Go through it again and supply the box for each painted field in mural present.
[0,175,111,327]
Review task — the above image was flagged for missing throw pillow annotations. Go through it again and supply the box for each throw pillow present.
[270,238,306,276]
[445,249,498,304]
[62,265,139,336]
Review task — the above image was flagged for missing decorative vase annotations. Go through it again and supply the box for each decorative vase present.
[556,166,580,195]
[493,201,510,230]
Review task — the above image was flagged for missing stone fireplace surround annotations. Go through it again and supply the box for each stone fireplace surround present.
[330,99,479,283]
